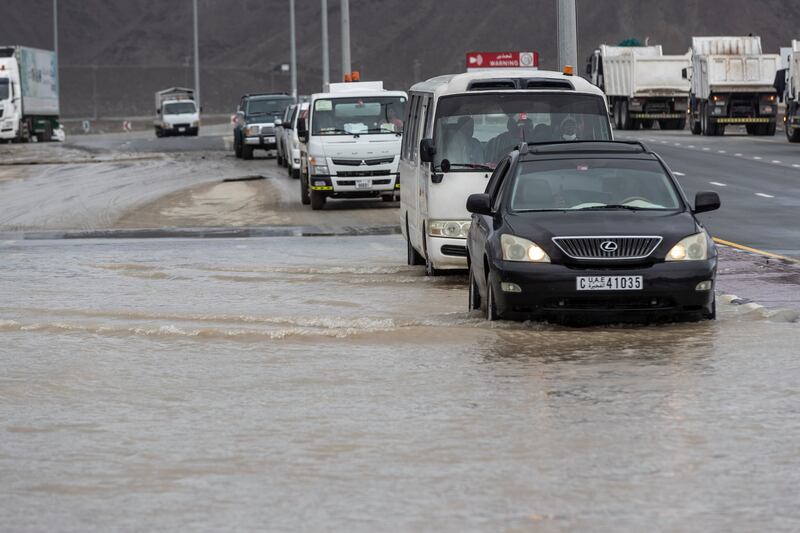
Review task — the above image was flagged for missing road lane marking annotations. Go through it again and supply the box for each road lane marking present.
[1,240,16,246]
[673,171,686,176]
[735,153,743,156]
[772,160,782,164]
[718,150,726,154]
[688,145,695,148]
[753,156,762,160]
[793,164,800,168]
[755,193,774,198]
[713,238,798,263]
[709,181,727,187]
[674,143,681,146]
[702,147,710,151]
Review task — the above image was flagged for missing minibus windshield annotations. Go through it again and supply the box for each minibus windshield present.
[312,96,406,135]
[433,93,611,171]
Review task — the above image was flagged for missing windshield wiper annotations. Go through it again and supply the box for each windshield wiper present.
[579,204,642,211]
[447,162,495,171]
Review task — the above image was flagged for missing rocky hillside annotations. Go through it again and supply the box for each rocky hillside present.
[2,0,799,117]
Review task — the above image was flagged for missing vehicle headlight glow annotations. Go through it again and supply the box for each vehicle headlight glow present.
[428,220,471,239]
[666,233,709,261]
[501,234,550,263]
[245,125,259,135]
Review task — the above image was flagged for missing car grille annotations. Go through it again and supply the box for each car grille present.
[332,157,394,166]
[552,236,662,260]
[440,245,467,257]
[336,178,392,186]
[336,170,393,177]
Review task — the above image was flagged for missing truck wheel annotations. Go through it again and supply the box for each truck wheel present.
[613,101,622,130]
[641,119,654,129]
[291,167,300,180]
[765,122,777,136]
[242,144,254,160]
[156,127,164,138]
[40,122,53,142]
[300,172,310,205]
[310,191,326,210]
[658,119,669,130]
[787,112,800,142]
[620,101,635,130]
[675,117,687,130]
[745,124,756,135]
[690,107,702,134]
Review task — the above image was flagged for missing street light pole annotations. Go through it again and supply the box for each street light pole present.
[556,0,578,70]
[193,0,201,109]
[321,0,330,91]
[53,0,58,61]
[290,0,297,100]
[341,0,351,79]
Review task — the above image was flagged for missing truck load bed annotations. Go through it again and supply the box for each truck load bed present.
[0,46,59,116]
[601,45,690,98]
[690,37,779,99]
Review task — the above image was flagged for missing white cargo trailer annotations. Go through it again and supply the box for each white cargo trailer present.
[685,36,779,136]
[782,40,800,142]
[0,45,60,142]
[587,45,690,130]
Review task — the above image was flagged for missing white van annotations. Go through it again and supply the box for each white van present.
[286,102,309,179]
[399,69,613,274]
[297,82,407,210]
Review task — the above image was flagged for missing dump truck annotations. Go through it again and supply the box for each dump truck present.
[0,45,60,142]
[783,40,800,142]
[587,44,690,130]
[154,87,199,137]
[685,36,780,136]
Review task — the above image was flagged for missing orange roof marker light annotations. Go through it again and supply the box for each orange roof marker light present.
[344,73,352,82]
[351,71,360,82]
[563,65,574,76]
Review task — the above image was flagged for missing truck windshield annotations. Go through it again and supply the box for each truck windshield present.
[0,79,9,100]
[510,159,681,212]
[312,96,406,135]
[247,98,293,117]
[163,102,196,114]
[433,93,611,171]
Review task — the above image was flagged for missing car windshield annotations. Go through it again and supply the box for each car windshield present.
[163,101,196,114]
[0,79,9,100]
[509,158,682,212]
[247,97,293,116]
[312,96,406,135]
[433,93,611,171]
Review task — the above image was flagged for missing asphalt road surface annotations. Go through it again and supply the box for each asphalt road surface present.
[620,126,800,258]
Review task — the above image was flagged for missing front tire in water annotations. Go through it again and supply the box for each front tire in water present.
[468,267,481,311]
[310,190,326,210]
[300,172,310,205]
[485,277,502,321]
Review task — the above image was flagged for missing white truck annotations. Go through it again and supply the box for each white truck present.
[296,81,407,210]
[782,40,800,142]
[0,45,60,142]
[685,36,780,136]
[587,44,690,130]
[154,87,199,137]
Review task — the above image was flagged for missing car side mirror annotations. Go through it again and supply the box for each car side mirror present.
[466,193,492,216]
[681,67,689,80]
[297,117,309,143]
[693,191,720,214]
[419,138,436,163]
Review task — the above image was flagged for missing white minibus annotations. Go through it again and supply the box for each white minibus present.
[399,69,613,274]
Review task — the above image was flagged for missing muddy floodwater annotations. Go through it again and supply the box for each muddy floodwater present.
[1,235,799,531]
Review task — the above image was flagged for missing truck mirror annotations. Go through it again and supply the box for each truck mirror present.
[419,138,436,163]
[681,67,688,80]
[297,117,308,143]
[156,109,161,115]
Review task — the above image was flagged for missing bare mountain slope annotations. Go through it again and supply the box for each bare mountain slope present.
[2,0,799,117]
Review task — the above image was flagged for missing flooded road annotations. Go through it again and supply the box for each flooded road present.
[2,235,799,531]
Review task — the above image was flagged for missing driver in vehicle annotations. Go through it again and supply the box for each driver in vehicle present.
[448,116,484,164]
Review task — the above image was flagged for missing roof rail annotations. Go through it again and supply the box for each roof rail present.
[514,142,529,155]
[523,140,650,154]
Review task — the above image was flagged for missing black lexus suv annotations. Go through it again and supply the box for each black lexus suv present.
[466,141,721,323]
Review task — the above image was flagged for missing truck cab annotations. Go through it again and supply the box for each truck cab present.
[0,73,14,139]
[296,81,407,210]
[0,46,60,142]
[154,87,199,137]
[233,93,294,160]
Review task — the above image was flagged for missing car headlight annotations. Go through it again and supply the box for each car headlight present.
[501,234,550,262]
[429,220,471,239]
[245,125,259,135]
[191,121,199,128]
[161,122,170,129]
[666,233,709,261]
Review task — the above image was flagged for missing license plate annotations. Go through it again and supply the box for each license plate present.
[265,136,275,143]
[576,276,643,291]
[178,127,186,132]
[355,179,371,189]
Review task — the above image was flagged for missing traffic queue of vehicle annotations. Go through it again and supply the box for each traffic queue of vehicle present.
[221,51,721,324]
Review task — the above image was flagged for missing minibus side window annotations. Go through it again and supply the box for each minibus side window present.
[402,95,419,161]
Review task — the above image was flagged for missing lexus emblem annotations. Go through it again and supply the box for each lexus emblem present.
[600,241,618,253]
